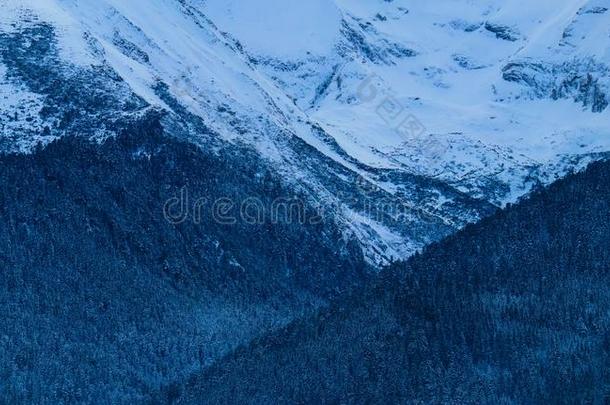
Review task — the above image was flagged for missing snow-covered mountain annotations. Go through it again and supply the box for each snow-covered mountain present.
[1,0,609,264]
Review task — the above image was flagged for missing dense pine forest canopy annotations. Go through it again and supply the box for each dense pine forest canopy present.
[2,2,610,404]
[174,159,610,404]
[0,126,368,403]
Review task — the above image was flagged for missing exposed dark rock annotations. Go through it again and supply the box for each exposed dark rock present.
[502,60,609,112]
[484,22,520,41]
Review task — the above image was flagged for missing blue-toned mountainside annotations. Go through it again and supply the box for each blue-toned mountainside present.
[0,120,369,403]
[174,158,610,404]
[1,0,610,263]
[0,1,609,403]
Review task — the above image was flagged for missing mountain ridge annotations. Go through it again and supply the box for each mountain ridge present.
[2,0,609,263]
[172,155,610,404]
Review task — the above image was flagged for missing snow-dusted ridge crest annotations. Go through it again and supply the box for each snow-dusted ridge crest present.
[1,0,609,264]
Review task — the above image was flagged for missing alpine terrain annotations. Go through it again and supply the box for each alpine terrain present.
[1,0,609,263]
[0,0,608,403]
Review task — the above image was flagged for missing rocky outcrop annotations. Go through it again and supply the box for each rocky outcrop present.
[502,59,609,112]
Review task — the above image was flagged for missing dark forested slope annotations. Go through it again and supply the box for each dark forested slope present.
[175,159,610,404]
[0,114,368,403]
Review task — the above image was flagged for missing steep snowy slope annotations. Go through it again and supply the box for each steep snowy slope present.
[1,0,609,263]
[204,0,610,201]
